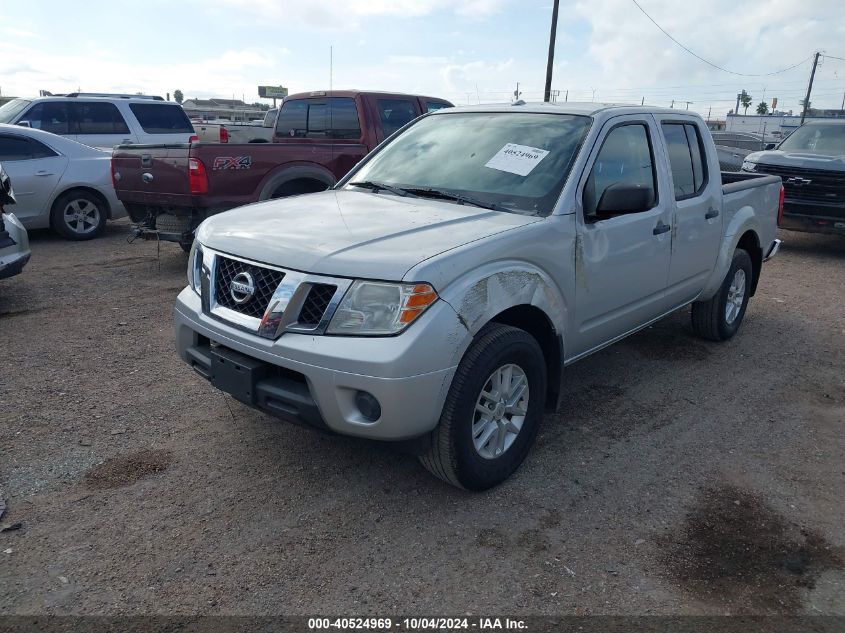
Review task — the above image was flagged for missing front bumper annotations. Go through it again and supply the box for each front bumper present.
[781,212,845,235]
[0,251,30,280]
[174,287,465,441]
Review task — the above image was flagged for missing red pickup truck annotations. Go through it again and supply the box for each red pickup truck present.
[112,90,452,249]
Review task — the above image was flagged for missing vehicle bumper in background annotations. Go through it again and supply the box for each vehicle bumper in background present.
[763,239,782,262]
[780,212,845,235]
[0,251,30,279]
[0,212,31,279]
[173,288,464,442]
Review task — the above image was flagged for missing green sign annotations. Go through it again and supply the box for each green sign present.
[258,85,288,99]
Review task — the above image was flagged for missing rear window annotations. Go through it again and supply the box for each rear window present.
[75,102,130,135]
[128,103,194,134]
[661,122,707,199]
[275,97,361,139]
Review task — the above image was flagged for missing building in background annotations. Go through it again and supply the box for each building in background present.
[181,98,266,122]
[725,111,844,139]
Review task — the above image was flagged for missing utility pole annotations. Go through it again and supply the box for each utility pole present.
[565,89,568,102]
[641,96,645,105]
[707,106,712,122]
[685,101,693,110]
[543,0,560,102]
[800,51,821,125]
[735,93,740,116]
[840,90,844,114]
[670,99,674,109]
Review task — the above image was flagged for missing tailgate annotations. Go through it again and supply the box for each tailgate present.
[112,144,193,207]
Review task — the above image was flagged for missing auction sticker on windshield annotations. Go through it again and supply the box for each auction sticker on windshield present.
[484,143,550,176]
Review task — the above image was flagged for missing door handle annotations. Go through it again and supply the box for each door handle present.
[35,171,53,177]
[653,221,671,235]
[705,208,720,220]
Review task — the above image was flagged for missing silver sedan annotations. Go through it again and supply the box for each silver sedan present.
[0,124,125,240]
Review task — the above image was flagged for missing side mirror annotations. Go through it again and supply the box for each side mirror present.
[595,183,654,218]
[16,121,31,128]
[764,143,776,150]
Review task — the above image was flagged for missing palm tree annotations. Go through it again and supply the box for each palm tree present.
[756,101,769,115]
[740,90,752,114]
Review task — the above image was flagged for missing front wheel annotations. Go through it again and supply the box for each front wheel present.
[691,248,753,341]
[419,323,547,490]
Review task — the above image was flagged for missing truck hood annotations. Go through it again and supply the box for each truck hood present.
[196,190,540,281]
[747,150,845,172]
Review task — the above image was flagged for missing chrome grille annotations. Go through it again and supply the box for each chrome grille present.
[297,284,337,327]
[213,256,284,319]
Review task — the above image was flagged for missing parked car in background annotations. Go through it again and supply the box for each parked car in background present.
[175,103,782,489]
[112,90,453,250]
[0,94,195,149]
[0,124,126,240]
[0,162,30,280]
[193,108,278,144]
[711,131,767,152]
[741,119,845,235]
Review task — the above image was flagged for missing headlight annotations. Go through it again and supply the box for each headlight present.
[741,160,757,172]
[327,281,438,335]
[187,241,203,295]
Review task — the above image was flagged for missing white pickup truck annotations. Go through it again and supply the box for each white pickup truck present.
[175,103,783,490]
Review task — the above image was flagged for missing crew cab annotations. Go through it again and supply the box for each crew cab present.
[112,90,453,249]
[741,119,845,235]
[174,103,782,490]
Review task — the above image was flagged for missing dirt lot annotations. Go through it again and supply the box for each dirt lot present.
[1,220,843,616]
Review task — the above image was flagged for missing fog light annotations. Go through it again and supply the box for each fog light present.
[355,391,381,422]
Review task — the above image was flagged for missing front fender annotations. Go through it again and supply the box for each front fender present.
[437,261,568,366]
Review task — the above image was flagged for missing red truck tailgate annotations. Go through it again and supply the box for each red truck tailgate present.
[112,145,194,207]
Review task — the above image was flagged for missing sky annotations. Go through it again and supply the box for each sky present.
[1,0,844,119]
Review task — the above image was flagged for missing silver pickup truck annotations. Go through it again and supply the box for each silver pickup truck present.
[175,103,783,490]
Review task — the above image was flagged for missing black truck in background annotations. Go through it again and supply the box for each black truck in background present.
[741,119,845,236]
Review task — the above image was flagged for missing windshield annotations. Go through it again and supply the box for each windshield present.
[0,99,32,124]
[345,111,592,215]
[778,123,845,154]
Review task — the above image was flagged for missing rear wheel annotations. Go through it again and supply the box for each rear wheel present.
[691,248,753,341]
[51,190,107,240]
[419,323,547,490]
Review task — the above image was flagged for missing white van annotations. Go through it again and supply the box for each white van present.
[0,94,195,149]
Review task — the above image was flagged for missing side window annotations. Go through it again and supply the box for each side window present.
[327,97,361,139]
[0,135,35,161]
[684,124,707,193]
[275,100,307,137]
[425,101,451,113]
[376,98,418,137]
[128,103,193,134]
[583,124,657,221]
[22,102,73,135]
[661,122,707,199]
[75,103,131,135]
[28,138,58,159]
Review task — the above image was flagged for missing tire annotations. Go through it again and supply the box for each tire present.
[691,248,753,341]
[50,190,107,240]
[419,323,547,491]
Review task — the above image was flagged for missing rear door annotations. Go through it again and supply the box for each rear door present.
[0,133,68,225]
[72,101,136,149]
[127,102,195,144]
[573,115,674,356]
[658,117,722,304]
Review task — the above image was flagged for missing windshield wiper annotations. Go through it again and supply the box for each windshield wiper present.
[348,181,416,198]
[402,187,502,211]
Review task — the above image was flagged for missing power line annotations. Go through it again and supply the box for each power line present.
[630,0,814,77]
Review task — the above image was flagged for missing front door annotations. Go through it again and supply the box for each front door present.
[572,116,674,357]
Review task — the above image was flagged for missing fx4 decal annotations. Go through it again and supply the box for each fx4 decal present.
[212,156,252,170]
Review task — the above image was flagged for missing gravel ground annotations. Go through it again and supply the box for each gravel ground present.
[0,220,843,616]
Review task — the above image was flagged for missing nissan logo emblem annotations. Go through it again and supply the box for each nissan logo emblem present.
[229,272,255,305]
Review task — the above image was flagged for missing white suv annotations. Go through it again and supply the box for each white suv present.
[0,94,196,149]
